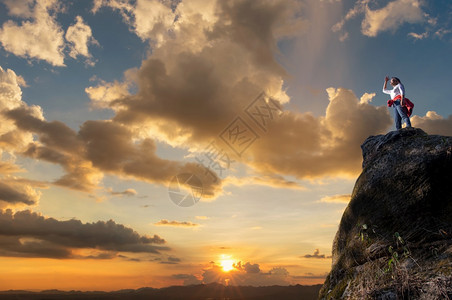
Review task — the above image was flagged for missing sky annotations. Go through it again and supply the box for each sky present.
[0,0,451,291]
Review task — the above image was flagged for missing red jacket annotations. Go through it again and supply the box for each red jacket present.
[387,95,414,117]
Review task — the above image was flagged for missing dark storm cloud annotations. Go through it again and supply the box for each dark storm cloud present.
[0,181,38,205]
[5,106,83,154]
[0,209,168,258]
[4,107,222,195]
[88,0,395,185]
[109,0,304,146]
[210,0,304,74]
[0,235,71,258]
[234,261,260,273]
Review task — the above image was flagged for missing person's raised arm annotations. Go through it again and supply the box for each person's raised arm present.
[383,76,390,94]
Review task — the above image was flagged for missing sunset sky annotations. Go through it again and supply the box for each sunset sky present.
[0,0,451,291]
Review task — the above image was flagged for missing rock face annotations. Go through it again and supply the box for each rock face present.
[319,128,452,299]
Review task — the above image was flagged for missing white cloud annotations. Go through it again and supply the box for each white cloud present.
[65,16,99,65]
[408,31,429,40]
[0,0,66,66]
[331,0,368,34]
[0,66,25,110]
[0,66,45,208]
[92,0,176,44]
[0,66,39,151]
[134,0,176,43]
[408,17,451,41]
[85,80,131,109]
[361,0,425,37]
[0,0,98,66]
[435,28,452,39]
[91,0,134,19]
[2,0,35,18]
[359,92,376,104]
[333,0,429,39]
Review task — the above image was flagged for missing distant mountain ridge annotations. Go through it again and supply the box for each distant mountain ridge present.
[319,128,452,299]
[0,283,322,300]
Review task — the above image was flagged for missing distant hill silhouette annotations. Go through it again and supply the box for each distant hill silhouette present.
[0,283,322,300]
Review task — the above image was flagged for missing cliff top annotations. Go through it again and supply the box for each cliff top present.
[320,127,452,299]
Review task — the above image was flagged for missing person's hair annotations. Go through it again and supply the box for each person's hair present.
[391,77,401,84]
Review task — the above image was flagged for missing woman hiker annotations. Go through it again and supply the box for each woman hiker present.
[383,76,412,130]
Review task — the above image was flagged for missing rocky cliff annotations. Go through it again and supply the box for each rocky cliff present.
[319,128,452,299]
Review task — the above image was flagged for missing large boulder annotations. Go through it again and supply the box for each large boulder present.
[319,128,452,299]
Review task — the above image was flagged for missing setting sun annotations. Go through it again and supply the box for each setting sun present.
[220,260,234,272]
[219,255,235,272]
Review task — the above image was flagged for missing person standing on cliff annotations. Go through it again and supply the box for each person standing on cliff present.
[383,76,412,130]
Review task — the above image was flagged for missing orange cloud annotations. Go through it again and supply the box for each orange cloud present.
[411,111,452,136]
[247,88,391,179]
[320,194,351,203]
[155,219,200,227]
[0,181,41,207]
[108,188,137,197]
[223,174,305,190]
